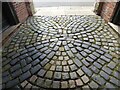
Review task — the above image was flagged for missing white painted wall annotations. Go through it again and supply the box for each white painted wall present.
[33,0,96,7]
[33,0,95,2]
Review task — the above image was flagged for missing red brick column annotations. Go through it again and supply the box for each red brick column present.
[11,2,29,23]
[100,2,117,22]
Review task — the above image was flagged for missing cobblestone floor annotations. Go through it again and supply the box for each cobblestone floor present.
[2,15,120,89]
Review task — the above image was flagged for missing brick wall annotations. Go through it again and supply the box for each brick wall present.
[12,2,29,23]
[100,2,116,22]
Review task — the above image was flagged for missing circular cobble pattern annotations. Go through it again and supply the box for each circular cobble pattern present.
[2,15,120,89]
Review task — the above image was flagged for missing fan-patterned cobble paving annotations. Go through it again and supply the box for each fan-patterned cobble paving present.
[2,15,120,89]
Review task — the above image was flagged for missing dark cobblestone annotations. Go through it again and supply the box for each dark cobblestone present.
[91,44,100,49]
[92,74,106,85]
[89,54,97,60]
[100,56,110,62]
[31,52,41,60]
[20,49,28,54]
[107,61,116,69]
[80,51,88,57]
[84,49,92,54]
[71,48,77,53]
[19,71,31,82]
[97,59,106,65]
[30,64,41,74]
[2,58,11,67]
[10,58,20,65]
[102,66,112,75]
[90,65,99,74]
[76,47,83,51]
[82,59,90,66]
[100,71,109,80]
[96,49,104,55]
[25,57,33,64]
[93,52,100,57]
[11,69,22,78]
[20,54,29,59]
[2,71,9,77]
[82,44,89,48]
[12,53,20,59]
[39,54,46,60]
[73,58,82,67]
[47,51,55,59]
[76,53,83,60]
[82,66,92,77]
[6,78,19,88]
[3,75,11,83]
[28,47,35,52]
[22,64,31,72]
[28,50,38,56]
[64,45,70,51]
[7,51,16,58]
[53,46,59,51]
[10,64,21,72]
[93,62,102,69]
[67,51,74,58]
[38,69,46,77]
[41,58,49,66]
[20,59,27,67]
[110,77,120,86]
[105,82,116,88]
[36,45,44,50]
[31,59,40,66]
[89,47,95,51]
[86,57,94,62]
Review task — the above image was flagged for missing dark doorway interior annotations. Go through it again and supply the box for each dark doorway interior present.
[1,2,19,32]
[111,1,120,26]
[2,5,10,32]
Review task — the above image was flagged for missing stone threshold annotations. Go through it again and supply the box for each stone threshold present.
[0,23,21,48]
[108,22,120,35]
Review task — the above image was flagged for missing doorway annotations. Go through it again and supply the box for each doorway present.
[0,2,10,32]
[111,1,120,26]
[1,2,19,33]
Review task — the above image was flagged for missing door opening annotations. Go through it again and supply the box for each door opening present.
[111,1,120,26]
[1,2,19,32]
